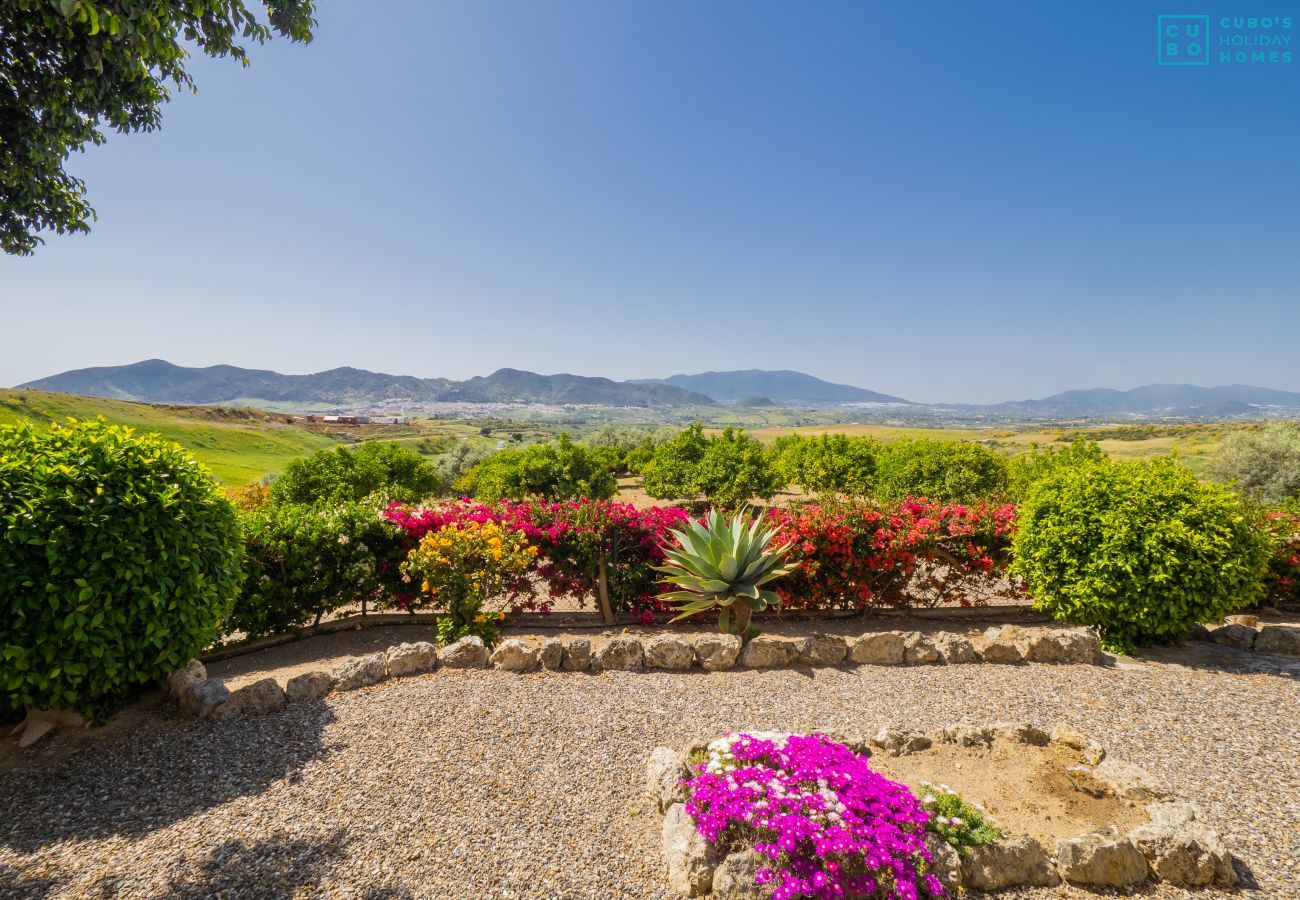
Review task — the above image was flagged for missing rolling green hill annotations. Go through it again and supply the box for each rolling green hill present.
[0,389,343,485]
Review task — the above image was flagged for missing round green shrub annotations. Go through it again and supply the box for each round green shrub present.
[0,419,243,719]
[873,438,1008,501]
[1012,456,1271,652]
[454,433,616,501]
[271,440,443,505]
[773,433,881,496]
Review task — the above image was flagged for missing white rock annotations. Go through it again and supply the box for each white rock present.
[933,632,978,664]
[661,803,718,897]
[285,670,333,702]
[991,720,1050,746]
[1255,624,1300,656]
[644,635,696,670]
[490,638,538,672]
[164,659,206,701]
[1208,623,1257,650]
[1055,826,1149,887]
[228,677,286,716]
[739,635,794,668]
[1145,801,1200,828]
[645,746,689,812]
[1024,628,1102,664]
[1131,818,1235,886]
[979,625,1027,663]
[332,652,388,690]
[386,641,437,677]
[438,636,489,669]
[560,637,592,671]
[924,833,961,894]
[937,724,993,747]
[962,835,1059,890]
[180,677,231,720]
[538,637,565,670]
[794,632,848,666]
[870,727,931,757]
[694,634,742,671]
[902,632,941,664]
[848,631,905,665]
[592,636,643,672]
[710,850,767,899]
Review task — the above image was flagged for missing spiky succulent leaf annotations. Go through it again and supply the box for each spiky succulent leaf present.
[656,506,796,626]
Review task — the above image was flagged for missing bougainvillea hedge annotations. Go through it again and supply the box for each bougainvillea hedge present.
[381,498,1013,622]
[765,499,1016,610]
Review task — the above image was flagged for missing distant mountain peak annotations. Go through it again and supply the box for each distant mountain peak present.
[632,370,909,404]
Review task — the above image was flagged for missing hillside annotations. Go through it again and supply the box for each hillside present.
[0,388,342,484]
[633,369,909,404]
[19,360,714,408]
[979,383,1300,419]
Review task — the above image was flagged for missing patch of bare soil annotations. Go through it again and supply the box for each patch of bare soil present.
[872,740,1145,846]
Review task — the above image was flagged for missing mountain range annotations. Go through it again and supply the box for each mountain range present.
[16,360,1300,419]
[18,360,715,408]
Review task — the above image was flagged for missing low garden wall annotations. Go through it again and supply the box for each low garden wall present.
[166,625,1103,722]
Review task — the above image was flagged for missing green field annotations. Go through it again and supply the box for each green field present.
[0,389,344,484]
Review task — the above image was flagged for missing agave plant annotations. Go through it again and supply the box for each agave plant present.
[655,507,798,638]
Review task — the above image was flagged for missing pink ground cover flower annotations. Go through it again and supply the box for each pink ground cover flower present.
[685,733,943,900]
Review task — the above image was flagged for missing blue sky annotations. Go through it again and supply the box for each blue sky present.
[2,0,1298,403]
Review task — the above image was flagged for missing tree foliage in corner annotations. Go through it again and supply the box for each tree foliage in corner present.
[0,0,316,255]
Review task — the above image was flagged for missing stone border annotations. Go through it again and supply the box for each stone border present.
[200,607,1055,664]
[1197,620,1300,656]
[165,626,1105,723]
[650,723,1237,898]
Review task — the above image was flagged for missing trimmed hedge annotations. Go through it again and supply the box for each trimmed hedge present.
[0,419,242,719]
[1012,456,1271,652]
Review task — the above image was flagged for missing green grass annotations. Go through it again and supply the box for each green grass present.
[0,389,343,484]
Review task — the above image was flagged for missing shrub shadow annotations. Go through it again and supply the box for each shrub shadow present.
[78,826,352,899]
[0,863,61,898]
[0,702,335,854]
[1136,642,1300,680]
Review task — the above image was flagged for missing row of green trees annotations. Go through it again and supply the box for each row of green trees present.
[451,425,1018,507]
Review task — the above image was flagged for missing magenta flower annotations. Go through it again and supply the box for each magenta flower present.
[684,733,942,900]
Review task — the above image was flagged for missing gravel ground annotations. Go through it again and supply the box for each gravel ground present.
[0,652,1296,899]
